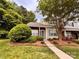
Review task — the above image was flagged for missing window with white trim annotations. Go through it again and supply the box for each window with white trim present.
[49,29,57,36]
[32,30,38,36]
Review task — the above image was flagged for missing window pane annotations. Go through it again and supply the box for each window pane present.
[49,29,57,36]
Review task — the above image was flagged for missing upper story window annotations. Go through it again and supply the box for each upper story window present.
[65,21,74,27]
[65,21,79,27]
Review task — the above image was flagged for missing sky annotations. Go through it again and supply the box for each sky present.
[13,0,43,22]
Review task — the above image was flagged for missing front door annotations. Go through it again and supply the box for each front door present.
[40,30,45,38]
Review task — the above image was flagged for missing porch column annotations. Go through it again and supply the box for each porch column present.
[46,27,48,39]
[39,27,40,36]
[64,30,67,37]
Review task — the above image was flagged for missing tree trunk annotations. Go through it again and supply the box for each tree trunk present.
[58,29,63,42]
[56,19,64,42]
[52,16,64,43]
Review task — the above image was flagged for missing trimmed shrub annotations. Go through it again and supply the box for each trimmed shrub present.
[26,36,37,43]
[26,36,44,43]
[36,36,44,41]
[8,24,32,42]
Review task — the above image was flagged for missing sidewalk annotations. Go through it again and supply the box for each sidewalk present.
[44,40,73,59]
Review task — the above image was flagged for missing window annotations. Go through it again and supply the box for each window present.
[32,30,38,36]
[49,30,53,36]
[54,33,57,36]
[49,29,57,36]
[32,33,38,36]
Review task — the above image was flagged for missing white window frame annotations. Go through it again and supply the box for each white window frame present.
[48,29,57,36]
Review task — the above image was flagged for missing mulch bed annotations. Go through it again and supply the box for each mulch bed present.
[49,40,79,46]
[9,41,46,47]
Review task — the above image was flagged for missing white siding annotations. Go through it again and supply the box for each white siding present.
[32,30,38,36]
[46,27,58,39]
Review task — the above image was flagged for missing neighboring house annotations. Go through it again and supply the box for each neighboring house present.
[27,20,79,39]
[64,20,79,39]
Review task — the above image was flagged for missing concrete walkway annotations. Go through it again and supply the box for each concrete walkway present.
[44,40,73,59]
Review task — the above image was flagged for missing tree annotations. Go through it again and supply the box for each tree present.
[0,0,36,30]
[0,0,23,31]
[38,0,79,41]
[0,0,36,38]
[19,6,36,24]
[25,11,36,23]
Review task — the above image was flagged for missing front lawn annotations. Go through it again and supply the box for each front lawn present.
[0,39,58,59]
[57,45,79,59]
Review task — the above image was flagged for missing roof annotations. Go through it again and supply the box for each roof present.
[27,22,79,31]
[27,22,52,27]
[64,26,79,31]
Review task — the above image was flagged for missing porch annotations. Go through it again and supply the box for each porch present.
[64,27,79,40]
[30,27,46,38]
[27,22,48,39]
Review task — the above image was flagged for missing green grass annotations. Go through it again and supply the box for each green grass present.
[0,39,58,59]
[57,45,79,59]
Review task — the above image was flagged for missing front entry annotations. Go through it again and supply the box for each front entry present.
[40,30,45,38]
